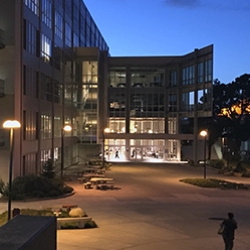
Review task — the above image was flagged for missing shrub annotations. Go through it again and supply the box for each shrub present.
[209,159,226,169]
[84,220,98,229]
[0,178,5,194]
[180,178,224,188]
[48,189,61,197]
[187,159,194,166]
[63,186,74,194]
[180,178,249,189]
[1,174,74,200]
[60,222,79,229]
[41,159,55,179]
[233,162,248,174]
[20,208,54,217]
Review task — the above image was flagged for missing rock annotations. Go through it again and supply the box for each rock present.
[69,207,85,217]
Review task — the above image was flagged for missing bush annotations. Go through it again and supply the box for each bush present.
[41,159,55,179]
[209,159,226,169]
[20,208,54,217]
[1,174,74,200]
[187,159,194,166]
[233,162,248,174]
[63,186,74,194]
[0,178,5,194]
[0,178,8,197]
[84,220,98,229]
[60,222,79,229]
[180,178,249,189]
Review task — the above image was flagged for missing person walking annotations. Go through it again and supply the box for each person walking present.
[220,212,238,250]
[115,150,119,158]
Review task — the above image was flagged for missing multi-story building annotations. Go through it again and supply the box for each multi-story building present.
[0,0,109,180]
[0,0,213,180]
[101,46,213,163]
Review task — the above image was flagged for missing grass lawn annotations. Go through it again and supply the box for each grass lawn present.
[180,178,250,189]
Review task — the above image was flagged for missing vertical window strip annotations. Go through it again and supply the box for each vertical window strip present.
[41,34,51,63]
[23,0,39,16]
[55,11,63,39]
[205,60,212,82]
[42,0,52,28]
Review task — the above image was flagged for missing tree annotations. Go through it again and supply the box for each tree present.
[41,158,56,179]
[210,74,250,160]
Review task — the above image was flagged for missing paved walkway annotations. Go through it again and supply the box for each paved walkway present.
[1,163,250,250]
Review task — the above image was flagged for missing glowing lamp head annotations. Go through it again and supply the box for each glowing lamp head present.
[3,120,21,129]
[104,128,110,133]
[63,125,72,132]
[200,130,207,137]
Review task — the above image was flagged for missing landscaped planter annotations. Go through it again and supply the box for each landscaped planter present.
[56,216,92,229]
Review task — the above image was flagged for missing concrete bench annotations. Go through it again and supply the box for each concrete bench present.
[97,181,114,190]
[83,182,92,189]
[77,177,87,183]
[57,216,92,229]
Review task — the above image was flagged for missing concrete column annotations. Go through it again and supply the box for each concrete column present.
[193,49,199,164]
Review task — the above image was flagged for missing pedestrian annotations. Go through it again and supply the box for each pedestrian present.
[115,150,119,158]
[220,212,238,250]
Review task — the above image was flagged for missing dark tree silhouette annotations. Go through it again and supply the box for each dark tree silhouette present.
[207,74,250,160]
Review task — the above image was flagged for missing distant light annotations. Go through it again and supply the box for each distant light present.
[200,130,207,137]
[3,120,21,128]
[104,128,110,133]
[63,125,72,131]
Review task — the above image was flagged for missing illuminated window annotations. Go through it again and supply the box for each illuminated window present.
[168,118,177,134]
[82,61,98,83]
[23,0,39,16]
[41,34,51,63]
[41,114,52,139]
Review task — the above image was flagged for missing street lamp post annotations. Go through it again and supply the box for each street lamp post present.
[200,130,208,179]
[102,128,110,168]
[3,120,21,221]
[61,125,72,180]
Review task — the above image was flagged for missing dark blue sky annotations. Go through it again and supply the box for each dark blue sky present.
[84,0,250,84]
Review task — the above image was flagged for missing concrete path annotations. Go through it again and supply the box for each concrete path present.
[1,163,250,249]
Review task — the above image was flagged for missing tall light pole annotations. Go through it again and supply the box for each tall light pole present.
[3,120,21,221]
[102,128,110,168]
[200,130,208,179]
[61,125,72,180]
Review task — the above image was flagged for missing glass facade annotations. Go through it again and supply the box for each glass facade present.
[20,0,109,173]
[106,47,213,162]
[0,0,213,178]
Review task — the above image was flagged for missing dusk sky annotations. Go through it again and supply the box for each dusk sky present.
[84,0,249,84]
